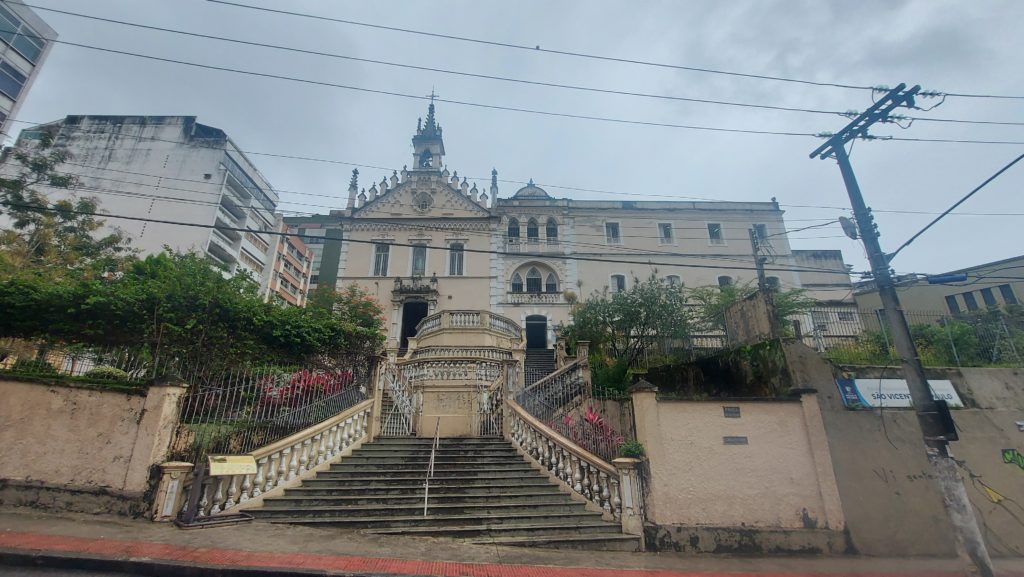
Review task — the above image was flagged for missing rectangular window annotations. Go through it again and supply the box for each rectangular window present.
[811,310,829,331]
[0,61,26,100]
[411,245,426,276]
[999,284,1018,305]
[448,243,464,276]
[754,223,769,241]
[708,223,725,245]
[962,291,979,311]
[837,311,857,322]
[309,274,319,285]
[945,295,961,315]
[980,287,997,307]
[0,5,44,63]
[373,243,390,277]
[666,275,681,287]
[610,274,626,293]
[658,223,674,244]
[605,222,621,244]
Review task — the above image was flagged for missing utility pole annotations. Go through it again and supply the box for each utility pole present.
[811,84,994,577]
[749,228,769,292]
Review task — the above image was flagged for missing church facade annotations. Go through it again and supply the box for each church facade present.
[287,104,853,352]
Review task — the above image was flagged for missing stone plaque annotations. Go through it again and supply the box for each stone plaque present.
[208,455,257,476]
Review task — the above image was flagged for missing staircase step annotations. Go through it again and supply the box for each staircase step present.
[253,510,604,529]
[300,475,551,487]
[287,484,561,496]
[339,456,523,465]
[265,492,575,507]
[323,465,536,475]
[365,521,622,539]
[252,501,585,518]
[463,533,641,551]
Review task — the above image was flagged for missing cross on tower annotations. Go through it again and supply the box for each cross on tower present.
[426,88,439,103]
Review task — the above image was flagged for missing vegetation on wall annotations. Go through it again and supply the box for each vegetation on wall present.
[826,306,1024,368]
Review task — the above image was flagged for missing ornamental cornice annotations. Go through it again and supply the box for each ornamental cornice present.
[347,221,494,233]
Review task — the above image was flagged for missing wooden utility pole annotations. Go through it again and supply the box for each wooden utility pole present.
[810,83,994,577]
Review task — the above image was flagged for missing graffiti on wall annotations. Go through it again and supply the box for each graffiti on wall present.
[1003,448,1024,471]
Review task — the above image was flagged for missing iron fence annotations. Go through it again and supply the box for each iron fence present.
[798,307,1023,368]
[168,359,374,464]
[0,338,162,384]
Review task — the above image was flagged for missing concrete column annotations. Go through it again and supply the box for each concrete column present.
[796,389,846,530]
[613,458,646,544]
[126,381,188,496]
[151,462,193,521]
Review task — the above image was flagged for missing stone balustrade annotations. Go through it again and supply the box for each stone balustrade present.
[506,292,565,305]
[415,310,522,339]
[410,346,514,361]
[399,360,503,383]
[176,399,374,518]
[507,399,621,521]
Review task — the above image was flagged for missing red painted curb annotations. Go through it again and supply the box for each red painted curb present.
[0,530,992,577]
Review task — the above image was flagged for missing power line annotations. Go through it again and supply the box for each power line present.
[14,120,1024,218]
[888,153,1024,260]
[19,3,1023,128]
[6,29,1024,144]
[0,200,870,276]
[205,0,1024,101]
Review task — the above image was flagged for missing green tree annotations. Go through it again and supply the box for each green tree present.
[0,133,134,276]
[563,274,693,368]
[687,281,815,333]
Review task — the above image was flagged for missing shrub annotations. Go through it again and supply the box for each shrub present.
[10,357,57,375]
[618,440,645,458]
[83,366,130,382]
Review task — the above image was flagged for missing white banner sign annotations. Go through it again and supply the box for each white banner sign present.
[835,378,963,409]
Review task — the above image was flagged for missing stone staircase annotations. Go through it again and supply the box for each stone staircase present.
[524,348,556,387]
[249,437,639,551]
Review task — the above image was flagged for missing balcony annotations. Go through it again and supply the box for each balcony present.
[207,230,237,263]
[216,206,242,229]
[503,239,561,254]
[506,291,565,305]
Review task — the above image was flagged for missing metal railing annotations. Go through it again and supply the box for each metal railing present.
[0,338,164,384]
[170,362,373,464]
[423,417,441,516]
[378,360,418,437]
[799,307,1024,368]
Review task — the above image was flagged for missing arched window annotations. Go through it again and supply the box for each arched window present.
[510,273,524,293]
[546,218,558,240]
[526,218,539,241]
[718,275,733,288]
[666,275,682,287]
[545,273,558,293]
[507,218,520,239]
[526,267,542,293]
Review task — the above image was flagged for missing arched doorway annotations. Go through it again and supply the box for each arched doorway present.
[400,301,429,351]
[525,315,548,349]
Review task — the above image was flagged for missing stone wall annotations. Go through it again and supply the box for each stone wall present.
[785,341,1024,557]
[0,378,185,514]
[630,386,846,553]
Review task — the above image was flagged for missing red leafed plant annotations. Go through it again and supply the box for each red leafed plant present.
[259,369,353,407]
[552,405,624,460]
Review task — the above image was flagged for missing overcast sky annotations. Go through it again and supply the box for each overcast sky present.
[11,0,1024,278]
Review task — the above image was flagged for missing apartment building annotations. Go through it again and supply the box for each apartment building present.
[0,0,56,139]
[263,218,313,307]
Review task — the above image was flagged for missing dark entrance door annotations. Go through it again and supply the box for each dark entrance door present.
[400,301,429,350]
[525,315,548,349]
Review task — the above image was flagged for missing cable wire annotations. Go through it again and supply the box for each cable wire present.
[18,2,1024,128]
[888,153,1024,260]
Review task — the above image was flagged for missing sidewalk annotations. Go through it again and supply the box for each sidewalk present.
[2,508,1023,577]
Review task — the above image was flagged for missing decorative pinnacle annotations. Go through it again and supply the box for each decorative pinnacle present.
[349,168,359,190]
[528,178,535,186]
[491,168,498,188]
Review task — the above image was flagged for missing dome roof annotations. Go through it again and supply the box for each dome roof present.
[512,178,550,199]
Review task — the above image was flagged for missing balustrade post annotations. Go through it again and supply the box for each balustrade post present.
[576,340,590,361]
[151,462,193,522]
[277,448,290,486]
[299,439,311,473]
[613,458,645,542]
[239,473,252,503]
[266,453,279,492]
[223,475,239,509]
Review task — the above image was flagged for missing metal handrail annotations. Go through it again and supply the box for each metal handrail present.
[423,417,441,516]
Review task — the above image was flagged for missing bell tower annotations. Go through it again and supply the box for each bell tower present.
[411,92,445,171]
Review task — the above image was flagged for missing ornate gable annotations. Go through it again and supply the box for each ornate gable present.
[352,171,491,219]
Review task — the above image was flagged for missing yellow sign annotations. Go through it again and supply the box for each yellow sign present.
[207,455,257,476]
